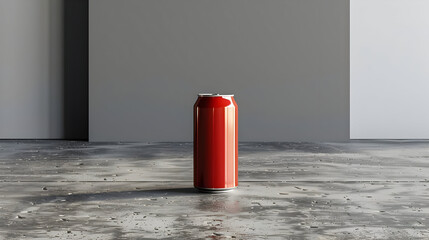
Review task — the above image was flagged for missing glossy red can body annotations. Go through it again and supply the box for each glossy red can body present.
[194,94,238,192]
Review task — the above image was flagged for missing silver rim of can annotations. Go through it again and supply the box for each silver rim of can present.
[196,187,237,192]
[198,93,234,97]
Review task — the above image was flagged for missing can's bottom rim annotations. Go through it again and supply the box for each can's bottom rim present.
[195,186,237,193]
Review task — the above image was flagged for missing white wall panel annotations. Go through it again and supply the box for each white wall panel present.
[351,0,429,139]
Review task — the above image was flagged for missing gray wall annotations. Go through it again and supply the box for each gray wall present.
[0,0,88,140]
[0,0,64,138]
[89,0,350,141]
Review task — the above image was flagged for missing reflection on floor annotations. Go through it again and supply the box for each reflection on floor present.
[0,141,428,239]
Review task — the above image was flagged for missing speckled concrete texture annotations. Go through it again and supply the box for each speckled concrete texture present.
[0,141,428,239]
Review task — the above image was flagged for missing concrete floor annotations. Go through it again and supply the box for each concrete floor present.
[0,141,428,239]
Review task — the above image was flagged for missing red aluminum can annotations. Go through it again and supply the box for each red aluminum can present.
[194,93,238,192]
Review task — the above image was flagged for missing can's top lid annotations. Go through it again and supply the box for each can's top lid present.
[198,93,234,97]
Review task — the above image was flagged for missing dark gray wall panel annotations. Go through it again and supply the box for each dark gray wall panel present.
[64,0,89,140]
[89,0,349,141]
